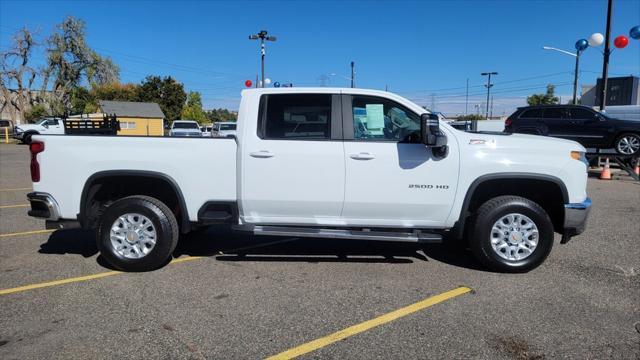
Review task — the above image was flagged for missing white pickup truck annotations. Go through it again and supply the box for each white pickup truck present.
[26,88,591,272]
[14,117,65,143]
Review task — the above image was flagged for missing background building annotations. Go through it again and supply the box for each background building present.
[581,76,639,106]
[98,100,165,136]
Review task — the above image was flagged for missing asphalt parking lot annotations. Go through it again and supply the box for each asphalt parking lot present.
[0,143,638,359]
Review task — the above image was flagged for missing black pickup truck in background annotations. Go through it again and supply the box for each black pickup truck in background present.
[504,105,640,156]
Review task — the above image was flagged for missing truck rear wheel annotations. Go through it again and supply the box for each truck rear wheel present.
[470,196,554,273]
[97,195,179,272]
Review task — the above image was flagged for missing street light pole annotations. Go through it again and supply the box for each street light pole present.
[249,30,277,88]
[599,0,613,110]
[542,46,581,104]
[480,72,498,127]
[572,49,582,104]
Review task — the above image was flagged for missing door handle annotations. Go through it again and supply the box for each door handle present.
[249,150,274,158]
[349,152,375,160]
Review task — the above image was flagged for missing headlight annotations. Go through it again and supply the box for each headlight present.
[571,151,588,167]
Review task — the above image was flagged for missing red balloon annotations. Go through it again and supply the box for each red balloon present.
[614,35,628,49]
[244,80,253,87]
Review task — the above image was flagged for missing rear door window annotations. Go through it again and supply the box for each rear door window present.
[259,94,331,140]
[543,108,566,119]
[568,108,596,121]
[519,108,543,118]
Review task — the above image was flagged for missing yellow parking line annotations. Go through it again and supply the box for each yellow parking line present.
[0,256,203,296]
[0,187,31,192]
[0,270,122,295]
[0,203,29,209]
[265,286,473,360]
[0,229,55,238]
[0,238,297,296]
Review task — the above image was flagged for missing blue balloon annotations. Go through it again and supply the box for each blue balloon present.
[575,39,589,51]
[630,25,640,40]
[274,82,280,88]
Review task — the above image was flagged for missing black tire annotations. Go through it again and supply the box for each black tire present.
[23,132,36,144]
[470,196,554,273]
[613,133,640,156]
[97,195,179,272]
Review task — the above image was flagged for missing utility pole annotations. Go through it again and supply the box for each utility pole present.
[599,0,613,110]
[465,78,469,115]
[350,61,355,88]
[249,30,277,88]
[479,72,498,130]
[490,95,494,119]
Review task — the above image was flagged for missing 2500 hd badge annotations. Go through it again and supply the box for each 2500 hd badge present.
[409,184,450,189]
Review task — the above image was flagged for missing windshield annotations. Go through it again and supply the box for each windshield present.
[219,124,236,131]
[173,122,199,129]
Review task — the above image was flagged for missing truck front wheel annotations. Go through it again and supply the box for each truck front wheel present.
[470,196,554,273]
[97,195,179,272]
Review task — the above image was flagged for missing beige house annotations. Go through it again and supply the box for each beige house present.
[97,100,165,136]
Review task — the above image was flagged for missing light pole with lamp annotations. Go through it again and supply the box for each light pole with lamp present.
[542,38,589,105]
[328,73,354,86]
[248,30,277,88]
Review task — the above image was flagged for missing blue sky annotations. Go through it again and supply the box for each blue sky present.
[1,0,639,115]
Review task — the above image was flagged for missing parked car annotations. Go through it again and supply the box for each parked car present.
[212,122,237,137]
[169,120,202,137]
[505,105,640,155]
[200,124,213,137]
[26,87,590,273]
[0,119,14,135]
[13,117,65,144]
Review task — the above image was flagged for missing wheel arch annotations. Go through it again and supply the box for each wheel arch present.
[451,173,568,239]
[79,170,191,233]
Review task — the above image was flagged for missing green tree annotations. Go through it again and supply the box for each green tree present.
[205,108,237,122]
[181,91,207,123]
[24,104,49,122]
[138,75,186,121]
[43,16,119,112]
[526,84,559,106]
[70,86,94,114]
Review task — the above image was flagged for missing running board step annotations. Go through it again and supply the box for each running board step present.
[252,226,442,243]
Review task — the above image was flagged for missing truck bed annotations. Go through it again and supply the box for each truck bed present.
[32,135,238,221]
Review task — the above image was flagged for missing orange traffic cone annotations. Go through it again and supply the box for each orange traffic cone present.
[634,161,639,176]
[600,158,611,180]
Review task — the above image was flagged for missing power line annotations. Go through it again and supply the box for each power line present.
[424,81,573,100]
[405,82,573,102]
[396,71,571,95]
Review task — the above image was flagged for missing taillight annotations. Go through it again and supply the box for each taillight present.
[505,117,512,127]
[29,141,44,182]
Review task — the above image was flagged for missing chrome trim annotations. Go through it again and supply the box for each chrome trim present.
[253,225,442,243]
[27,192,61,221]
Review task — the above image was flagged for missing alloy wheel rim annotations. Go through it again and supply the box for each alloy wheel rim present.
[617,135,640,155]
[110,213,157,259]
[490,213,539,261]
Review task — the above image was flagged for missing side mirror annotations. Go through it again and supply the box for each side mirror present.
[420,113,446,147]
[43,124,49,129]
